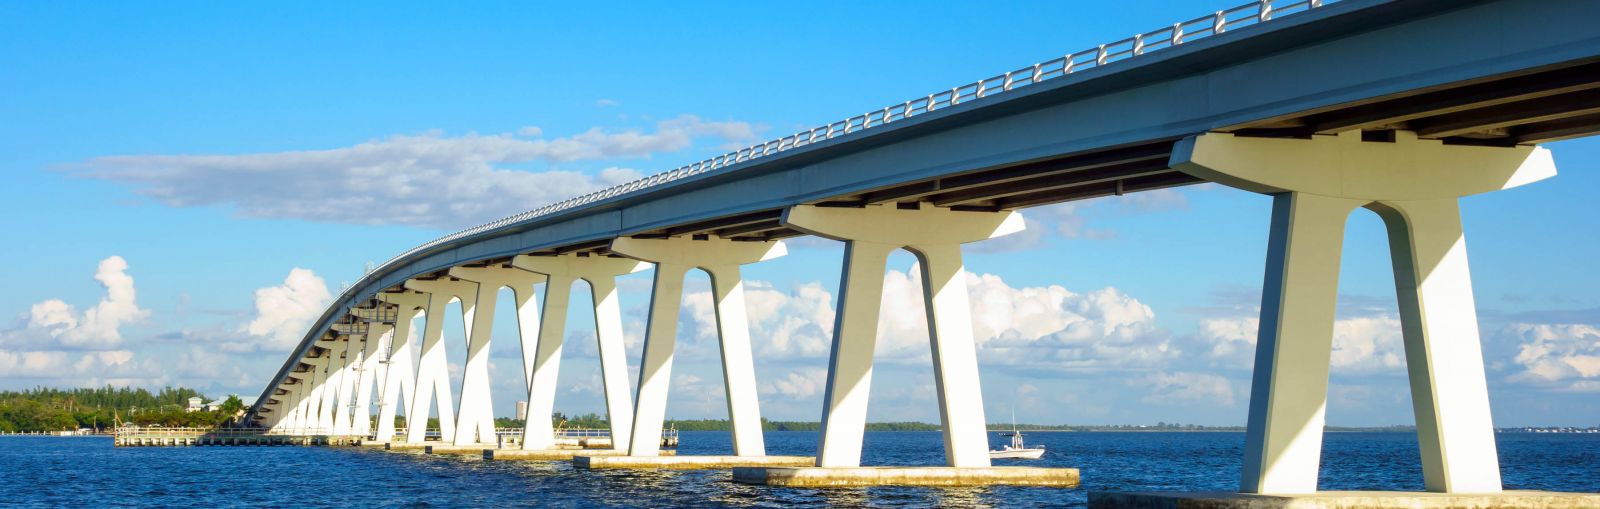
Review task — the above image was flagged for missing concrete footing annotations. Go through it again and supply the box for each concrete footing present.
[424,444,499,455]
[1087,491,1600,508]
[732,466,1080,487]
[484,449,677,461]
[574,455,814,470]
[384,442,431,451]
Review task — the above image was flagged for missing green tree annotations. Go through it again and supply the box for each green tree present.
[220,395,246,416]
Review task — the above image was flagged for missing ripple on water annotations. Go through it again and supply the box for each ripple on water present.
[0,431,1595,508]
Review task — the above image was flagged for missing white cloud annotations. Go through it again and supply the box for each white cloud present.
[1197,316,1258,365]
[680,266,1172,372]
[68,115,762,229]
[1506,323,1600,391]
[1330,315,1405,372]
[11,256,149,350]
[244,268,332,352]
[0,256,167,388]
[682,280,835,359]
[1139,371,1235,406]
[1194,313,1404,372]
[759,367,828,400]
[0,347,160,386]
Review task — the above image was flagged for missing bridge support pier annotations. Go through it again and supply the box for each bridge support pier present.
[782,204,1024,469]
[608,236,788,459]
[296,358,329,435]
[447,266,546,447]
[333,327,364,436]
[402,279,483,444]
[376,291,427,442]
[350,306,395,438]
[1172,130,1557,495]
[512,254,649,452]
[316,335,344,433]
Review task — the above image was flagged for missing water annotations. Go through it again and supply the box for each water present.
[1,432,1595,507]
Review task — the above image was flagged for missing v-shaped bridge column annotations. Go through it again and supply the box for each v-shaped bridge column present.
[332,324,367,436]
[401,278,481,444]
[375,291,426,442]
[274,374,303,433]
[512,254,649,451]
[349,308,395,438]
[610,236,788,457]
[783,204,1025,468]
[447,266,546,446]
[1174,130,1556,494]
[285,368,317,434]
[316,335,347,433]
[289,374,313,432]
[299,355,332,435]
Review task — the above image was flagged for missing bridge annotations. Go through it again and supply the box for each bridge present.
[246,0,1600,504]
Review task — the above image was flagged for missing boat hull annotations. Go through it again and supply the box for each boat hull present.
[989,448,1046,459]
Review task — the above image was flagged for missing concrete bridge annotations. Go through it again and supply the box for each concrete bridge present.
[247,0,1600,504]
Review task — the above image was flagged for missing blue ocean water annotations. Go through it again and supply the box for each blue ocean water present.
[1,431,1594,508]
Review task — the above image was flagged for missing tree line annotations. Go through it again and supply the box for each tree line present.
[0,386,246,432]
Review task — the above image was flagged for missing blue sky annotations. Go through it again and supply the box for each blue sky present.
[2,1,1596,427]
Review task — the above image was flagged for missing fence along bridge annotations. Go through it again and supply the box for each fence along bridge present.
[245,0,1600,502]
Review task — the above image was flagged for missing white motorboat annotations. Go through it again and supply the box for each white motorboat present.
[990,410,1046,459]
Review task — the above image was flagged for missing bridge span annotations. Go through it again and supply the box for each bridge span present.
[248,0,1600,502]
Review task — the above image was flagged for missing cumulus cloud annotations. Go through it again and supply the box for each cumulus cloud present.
[682,280,835,359]
[0,256,169,388]
[680,267,1172,372]
[1505,323,1600,391]
[66,115,762,229]
[244,268,332,351]
[1139,372,1236,406]
[760,367,828,400]
[9,256,149,350]
[1194,313,1405,373]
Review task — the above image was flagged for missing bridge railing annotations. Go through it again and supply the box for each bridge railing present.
[116,426,297,438]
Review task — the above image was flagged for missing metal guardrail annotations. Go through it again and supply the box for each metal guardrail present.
[257,0,1336,417]
[116,426,292,437]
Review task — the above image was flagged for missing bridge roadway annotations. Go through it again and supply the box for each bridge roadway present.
[247,0,1600,502]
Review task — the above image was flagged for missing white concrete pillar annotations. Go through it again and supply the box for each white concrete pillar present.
[297,359,328,435]
[351,319,394,437]
[782,204,1025,468]
[512,254,649,451]
[333,328,364,435]
[376,291,426,442]
[293,375,314,433]
[399,282,471,444]
[1372,199,1503,493]
[447,266,546,447]
[610,236,787,457]
[279,375,309,433]
[1239,191,1361,494]
[1172,130,1555,494]
[317,337,346,433]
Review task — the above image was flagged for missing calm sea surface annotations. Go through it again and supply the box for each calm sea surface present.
[1,431,1595,507]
